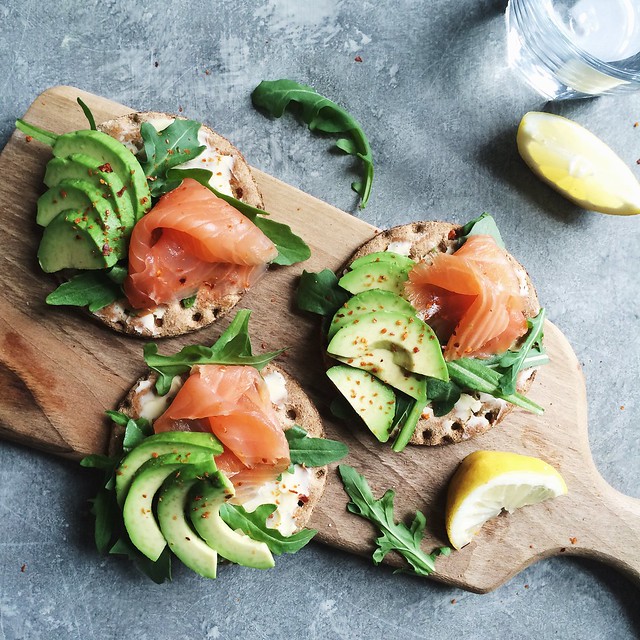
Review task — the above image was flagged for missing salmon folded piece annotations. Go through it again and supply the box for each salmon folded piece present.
[124,179,278,310]
[154,364,291,494]
[405,235,527,360]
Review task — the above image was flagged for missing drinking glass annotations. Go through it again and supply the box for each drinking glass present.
[506,0,640,99]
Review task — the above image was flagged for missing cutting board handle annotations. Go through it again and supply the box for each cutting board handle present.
[558,472,640,583]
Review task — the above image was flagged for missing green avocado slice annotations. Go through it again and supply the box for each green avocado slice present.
[349,251,415,271]
[37,208,115,272]
[333,348,426,399]
[338,261,410,296]
[327,311,448,381]
[157,466,219,579]
[115,432,223,507]
[327,365,396,442]
[122,452,216,562]
[52,130,151,221]
[328,290,417,340]
[44,153,135,228]
[190,474,275,570]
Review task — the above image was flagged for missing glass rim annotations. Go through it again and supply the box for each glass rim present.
[510,0,640,83]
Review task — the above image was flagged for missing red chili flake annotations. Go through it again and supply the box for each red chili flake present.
[448,229,457,240]
[140,196,149,205]
[354,55,363,62]
[102,243,112,256]
[634,122,639,128]
[201,512,210,519]
[524,584,529,589]
[560,547,566,553]
[98,162,113,173]
[636,159,640,165]
[20,564,26,573]
[151,452,159,458]
[413,347,420,353]
[569,537,577,545]
[620,405,625,410]
[60,190,67,198]
[450,599,456,605]
[178,105,183,113]
[25,135,33,142]
[116,186,127,197]
[298,495,309,504]
[204,69,211,75]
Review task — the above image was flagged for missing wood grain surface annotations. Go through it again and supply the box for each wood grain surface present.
[0,86,638,593]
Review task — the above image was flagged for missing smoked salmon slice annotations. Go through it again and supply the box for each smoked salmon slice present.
[124,178,278,309]
[154,365,291,490]
[405,235,527,360]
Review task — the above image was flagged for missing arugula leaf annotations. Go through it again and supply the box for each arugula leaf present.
[446,359,544,414]
[89,489,118,553]
[252,216,311,266]
[139,119,205,197]
[181,295,197,308]
[285,425,348,466]
[77,97,97,131]
[459,213,504,248]
[80,454,116,470]
[15,119,58,146]
[426,377,462,417]
[330,396,359,421]
[338,465,450,576]
[166,167,311,266]
[105,264,128,285]
[220,503,316,554]
[392,382,427,453]
[45,271,122,312]
[122,417,153,452]
[110,537,172,584]
[144,310,284,394]
[252,79,374,207]
[494,309,546,395]
[296,269,349,316]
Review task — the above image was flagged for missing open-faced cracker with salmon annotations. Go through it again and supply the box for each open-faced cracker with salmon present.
[297,214,548,451]
[17,102,309,338]
[82,311,347,581]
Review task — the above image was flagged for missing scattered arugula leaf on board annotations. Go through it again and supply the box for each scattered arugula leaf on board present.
[252,79,374,207]
[77,97,97,131]
[110,537,172,584]
[338,465,450,576]
[144,309,284,394]
[426,377,462,417]
[166,167,311,266]
[285,425,348,466]
[220,503,317,554]
[45,271,123,312]
[139,119,205,197]
[459,212,504,248]
[296,269,350,316]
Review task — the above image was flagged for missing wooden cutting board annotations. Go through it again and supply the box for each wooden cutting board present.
[1,86,638,593]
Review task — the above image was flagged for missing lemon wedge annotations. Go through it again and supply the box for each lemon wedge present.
[517,111,640,215]
[445,450,567,550]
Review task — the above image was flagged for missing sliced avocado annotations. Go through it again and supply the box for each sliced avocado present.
[36,178,122,231]
[190,474,275,570]
[37,209,115,272]
[52,130,151,221]
[334,348,426,399]
[338,261,410,296]
[327,366,396,442]
[328,290,417,340]
[122,452,215,561]
[44,153,135,228]
[327,311,448,381]
[157,466,219,579]
[115,432,223,507]
[349,251,415,271]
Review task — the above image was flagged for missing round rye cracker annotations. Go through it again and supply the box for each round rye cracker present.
[341,220,541,446]
[111,363,327,533]
[90,111,265,338]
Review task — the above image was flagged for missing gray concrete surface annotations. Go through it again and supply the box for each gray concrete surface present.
[1,1,639,638]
